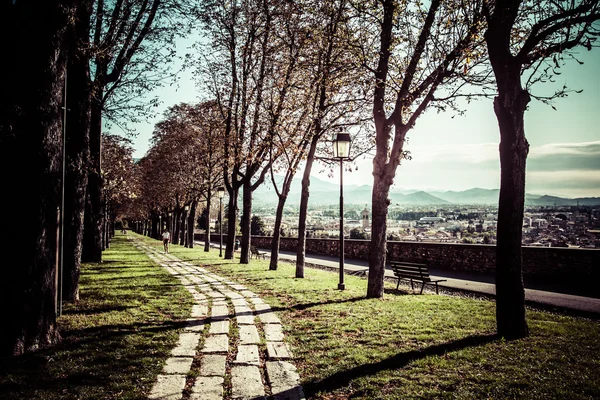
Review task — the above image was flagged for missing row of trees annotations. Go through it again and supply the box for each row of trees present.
[0,0,193,356]
[1,0,598,356]
[173,0,600,340]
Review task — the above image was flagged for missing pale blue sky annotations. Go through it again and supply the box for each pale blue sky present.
[127,37,600,199]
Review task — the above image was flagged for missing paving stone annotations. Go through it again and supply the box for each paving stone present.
[231,365,266,399]
[266,361,306,400]
[240,290,258,298]
[235,344,260,365]
[236,313,255,325]
[191,304,208,317]
[200,354,227,376]
[222,290,243,300]
[266,341,292,360]
[190,376,223,400]
[212,300,228,306]
[258,311,281,324]
[238,324,260,345]
[231,298,248,306]
[249,297,265,305]
[264,324,284,341]
[209,319,229,334]
[163,357,194,375]
[207,291,226,300]
[234,306,253,316]
[254,303,271,312]
[211,305,229,320]
[201,334,229,353]
[230,284,247,291]
[184,318,206,332]
[171,332,201,357]
[148,374,186,400]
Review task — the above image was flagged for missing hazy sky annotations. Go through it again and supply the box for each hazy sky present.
[127,38,600,199]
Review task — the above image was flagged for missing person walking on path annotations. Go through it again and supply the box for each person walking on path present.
[162,229,171,253]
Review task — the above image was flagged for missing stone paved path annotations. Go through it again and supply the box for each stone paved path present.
[131,240,305,400]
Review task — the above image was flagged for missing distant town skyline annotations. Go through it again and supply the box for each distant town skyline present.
[124,36,600,199]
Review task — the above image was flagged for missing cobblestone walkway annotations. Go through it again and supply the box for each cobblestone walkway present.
[131,240,305,400]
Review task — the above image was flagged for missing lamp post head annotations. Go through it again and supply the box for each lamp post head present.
[332,132,351,159]
[217,186,225,199]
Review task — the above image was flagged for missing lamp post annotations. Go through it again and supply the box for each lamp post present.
[333,132,351,290]
[217,187,225,257]
[184,205,190,247]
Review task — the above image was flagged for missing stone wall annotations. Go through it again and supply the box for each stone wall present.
[196,233,599,294]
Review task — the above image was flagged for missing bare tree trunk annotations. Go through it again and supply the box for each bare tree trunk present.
[180,209,186,246]
[82,98,103,262]
[493,86,530,339]
[187,199,197,248]
[486,7,530,339]
[270,187,291,271]
[225,187,239,259]
[240,181,252,264]
[367,175,391,298]
[295,136,319,278]
[204,194,212,251]
[62,0,93,302]
[0,0,74,356]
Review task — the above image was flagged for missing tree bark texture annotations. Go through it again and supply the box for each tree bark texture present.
[240,181,252,264]
[0,0,76,356]
[493,84,530,339]
[486,1,530,339]
[82,99,104,262]
[269,180,293,271]
[204,193,212,252]
[187,200,197,248]
[225,187,239,259]
[295,134,319,278]
[62,0,93,302]
[367,175,391,298]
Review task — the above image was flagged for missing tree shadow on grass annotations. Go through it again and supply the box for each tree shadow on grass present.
[269,296,368,314]
[0,319,190,399]
[303,333,499,397]
[62,305,139,316]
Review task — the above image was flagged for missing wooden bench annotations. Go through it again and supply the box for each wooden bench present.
[250,245,267,260]
[389,261,447,294]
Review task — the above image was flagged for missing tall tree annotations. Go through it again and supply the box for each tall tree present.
[483,0,600,339]
[364,0,486,298]
[198,0,303,263]
[0,0,76,356]
[83,0,185,261]
[62,0,94,302]
[294,0,371,278]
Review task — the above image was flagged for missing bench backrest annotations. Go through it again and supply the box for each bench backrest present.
[390,261,431,282]
[250,245,259,254]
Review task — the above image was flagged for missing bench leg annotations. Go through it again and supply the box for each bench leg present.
[420,282,425,294]
[435,283,439,295]
[410,279,414,292]
[396,278,400,290]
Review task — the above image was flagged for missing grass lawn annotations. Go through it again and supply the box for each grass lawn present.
[164,235,600,400]
[0,234,194,400]
[1,232,598,400]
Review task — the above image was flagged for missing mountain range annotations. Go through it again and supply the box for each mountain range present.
[252,176,600,207]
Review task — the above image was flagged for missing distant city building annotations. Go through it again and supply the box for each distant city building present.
[361,206,369,229]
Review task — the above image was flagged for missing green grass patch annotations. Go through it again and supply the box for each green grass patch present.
[162,236,600,400]
[0,233,194,400]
